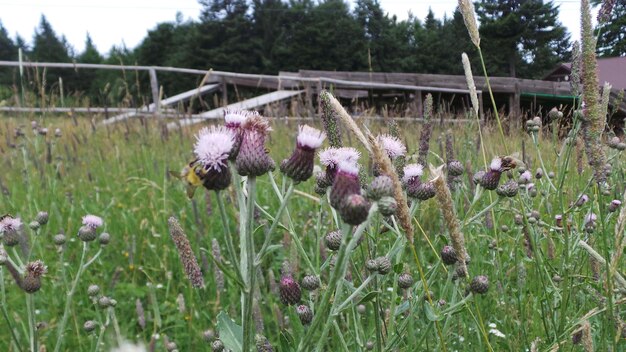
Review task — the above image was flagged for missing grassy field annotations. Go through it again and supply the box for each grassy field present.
[0,110,625,352]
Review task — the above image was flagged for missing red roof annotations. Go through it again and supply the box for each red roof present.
[544,56,626,90]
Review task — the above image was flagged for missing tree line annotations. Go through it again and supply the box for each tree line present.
[0,0,623,106]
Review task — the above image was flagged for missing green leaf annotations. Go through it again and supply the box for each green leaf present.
[216,311,243,352]
[280,330,296,352]
[424,302,443,322]
[357,290,380,305]
[393,263,403,274]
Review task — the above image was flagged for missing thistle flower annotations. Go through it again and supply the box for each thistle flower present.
[235,114,275,177]
[339,194,371,226]
[168,217,204,288]
[441,245,458,265]
[0,216,22,246]
[279,274,301,305]
[377,134,406,159]
[296,305,313,325]
[398,273,414,289]
[458,0,480,48]
[480,157,505,190]
[224,109,258,158]
[281,125,326,182]
[329,160,361,209]
[319,147,360,184]
[193,126,235,190]
[82,214,103,229]
[608,200,622,213]
[22,260,47,293]
[518,170,532,184]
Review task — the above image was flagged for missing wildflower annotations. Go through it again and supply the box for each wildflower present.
[324,230,342,251]
[330,160,361,209]
[319,147,360,184]
[367,175,394,200]
[0,216,22,247]
[301,275,320,291]
[576,194,589,207]
[377,134,406,159]
[339,194,371,226]
[279,274,301,305]
[584,213,597,232]
[281,125,326,182]
[82,214,103,229]
[296,304,313,325]
[224,109,258,159]
[608,199,622,213]
[403,164,434,200]
[22,260,47,293]
[480,157,508,190]
[518,170,532,184]
[470,275,489,294]
[193,126,235,191]
[398,273,414,289]
[235,114,275,177]
[167,217,204,288]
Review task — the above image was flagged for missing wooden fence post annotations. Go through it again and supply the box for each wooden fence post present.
[149,68,160,114]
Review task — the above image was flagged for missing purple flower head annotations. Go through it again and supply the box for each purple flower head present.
[235,114,275,177]
[82,215,103,229]
[0,216,22,234]
[329,160,361,209]
[319,147,360,183]
[281,126,326,182]
[194,126,235,172]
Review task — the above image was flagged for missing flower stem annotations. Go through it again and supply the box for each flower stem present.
[54,241,88,352]
[26,293,37,352]
[242,177,257,352]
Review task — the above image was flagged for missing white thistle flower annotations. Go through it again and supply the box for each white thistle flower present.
[297,125,326,149]
[0,217,22,233]
[490,157,503,171]
[224,109,258,126]
[82,215,103,229]
[377,134,406,158]
[194,126,235,171]
[402,163,424,183]
[319,147,360,167]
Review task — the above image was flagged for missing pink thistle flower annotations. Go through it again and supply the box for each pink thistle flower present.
[0,216,22,233]
[377,134,406,159]
[319,147,360,184]
[235,113,275,177]
[82,215,103,229]
[329,160,361,209]
[193,126,235,172]
[281,125,326,182]
[402,163,424,184]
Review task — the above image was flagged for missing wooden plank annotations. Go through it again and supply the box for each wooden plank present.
[168,90,304,129]
[102,84,219,125]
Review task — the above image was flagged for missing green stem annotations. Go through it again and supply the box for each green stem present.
[334,275,374,314]
[531,133,557,191]
[242,177,257,352]
[27,293,37,352]
[215,190,241,272]
[54,242,88,352]
[255,180,295,263]
[463,198,500,226]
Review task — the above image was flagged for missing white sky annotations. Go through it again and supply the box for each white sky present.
[0,0,591,56]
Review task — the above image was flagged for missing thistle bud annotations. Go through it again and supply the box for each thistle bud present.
[22,260,47,293]
[211,339,225,352]
[496,179,519,197]
[98,232,111,245]
[366,259,378,273]
[279,275,301,305]
[367,176,394,200]
[470,275,489,294]
[440,245,457,265]
[324,231,342,251]
[376,256,392,275]
[88,284,100,297]
[83,320,97,333]
[54,233,66,245]
[608,200,622,213]
[296,304,313,325]
[202,329,216,342]
[339,194,371,226]
[448,160,464,176]
[378,196,397,217]
[281,125,326,182]
[35,211,49,225]
[98,296,113,308]
[473,170,485,185]
[535,168,543,179]
[398,273,414,289]
[0,216,22,246]
[301,275,320,291]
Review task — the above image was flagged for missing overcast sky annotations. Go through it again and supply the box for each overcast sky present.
[0,0,593,55]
